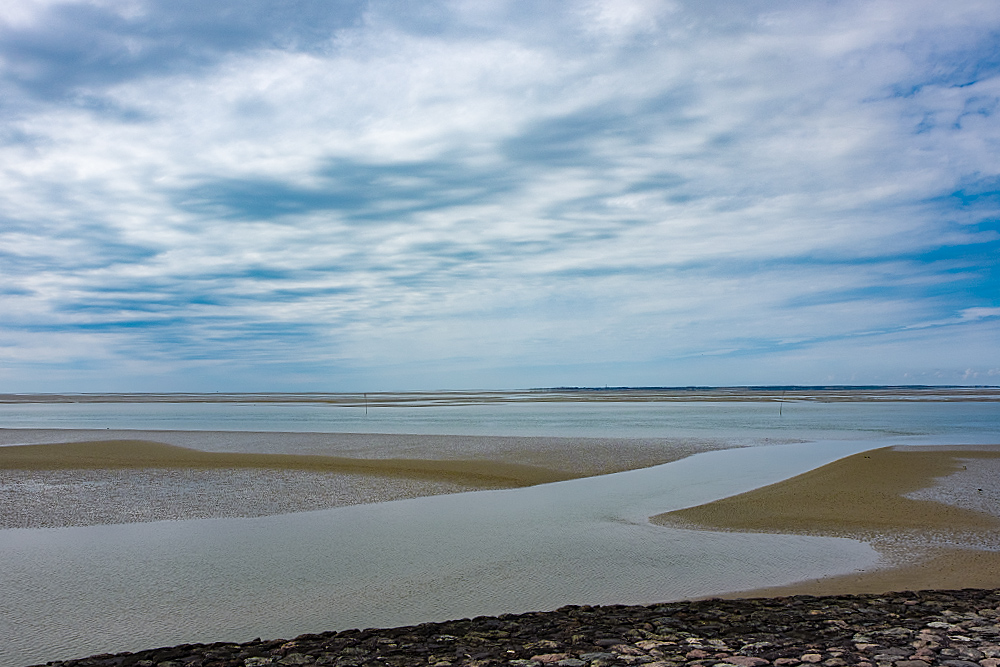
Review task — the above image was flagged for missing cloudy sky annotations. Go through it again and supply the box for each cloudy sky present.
[0,0,998,392]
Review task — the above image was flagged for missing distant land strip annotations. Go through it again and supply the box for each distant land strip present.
[1,385,998,404]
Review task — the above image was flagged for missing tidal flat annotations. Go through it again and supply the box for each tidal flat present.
[0,430,733,528]
[1,392,999,667]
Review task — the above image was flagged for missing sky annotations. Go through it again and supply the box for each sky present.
[0,0,998,392]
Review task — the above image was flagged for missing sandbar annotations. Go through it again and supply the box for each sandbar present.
[0,438,575,486]
[0,428,731,478]
[0,438,581,528]
[653,445,1000,596]
[0,432,728,528]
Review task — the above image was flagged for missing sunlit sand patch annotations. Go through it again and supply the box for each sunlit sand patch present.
[0,429,739,477]
[0,438,576,483]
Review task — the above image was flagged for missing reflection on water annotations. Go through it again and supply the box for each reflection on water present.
[0,399,997,439]
[0,440,928,667]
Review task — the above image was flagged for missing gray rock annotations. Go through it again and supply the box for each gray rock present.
[739,642,774,654]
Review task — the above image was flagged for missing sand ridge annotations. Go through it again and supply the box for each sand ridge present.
[0,431,735,528]
[0,428,733,478]
[652,445,1000,596]
[0,438,575,487]
[653,446,1000,535]
[6,437,1000,595]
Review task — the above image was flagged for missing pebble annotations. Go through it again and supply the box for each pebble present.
[725,656,770,666]
[27,589,1000,667]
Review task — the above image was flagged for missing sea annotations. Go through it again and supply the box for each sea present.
[1,392,998,667]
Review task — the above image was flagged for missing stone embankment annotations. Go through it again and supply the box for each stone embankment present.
[32,589,1000,667]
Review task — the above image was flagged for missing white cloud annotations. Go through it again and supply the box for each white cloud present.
[576,0,676,39]
[961,308,1000,321]
[0,0,998,389]
[0,0,99,28]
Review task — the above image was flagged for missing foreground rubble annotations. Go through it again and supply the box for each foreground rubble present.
[33,589,1000,667]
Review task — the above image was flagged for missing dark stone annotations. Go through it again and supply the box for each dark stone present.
[23,589,1000,667]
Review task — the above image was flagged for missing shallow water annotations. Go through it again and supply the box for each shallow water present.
[0,399,997,440]
[1,399,999,667]
[907,456,1000,519]
[1,440,886,667]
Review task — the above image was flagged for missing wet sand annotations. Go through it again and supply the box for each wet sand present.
[0,438,573,528]
[0,467,475,528]
[0,428,734,477]
[0,432,726,528]
[0,439,575,486]
[652,445,1000,596]
[6,435,1000,597]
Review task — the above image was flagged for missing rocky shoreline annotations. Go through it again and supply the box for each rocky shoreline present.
[33,589,1000,667]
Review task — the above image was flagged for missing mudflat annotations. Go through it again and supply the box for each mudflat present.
[0,433,724,527]
[653,445,1000,596]
[0,438,586,528]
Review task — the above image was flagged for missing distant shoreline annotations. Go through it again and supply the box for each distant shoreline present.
[2,385,999,405]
